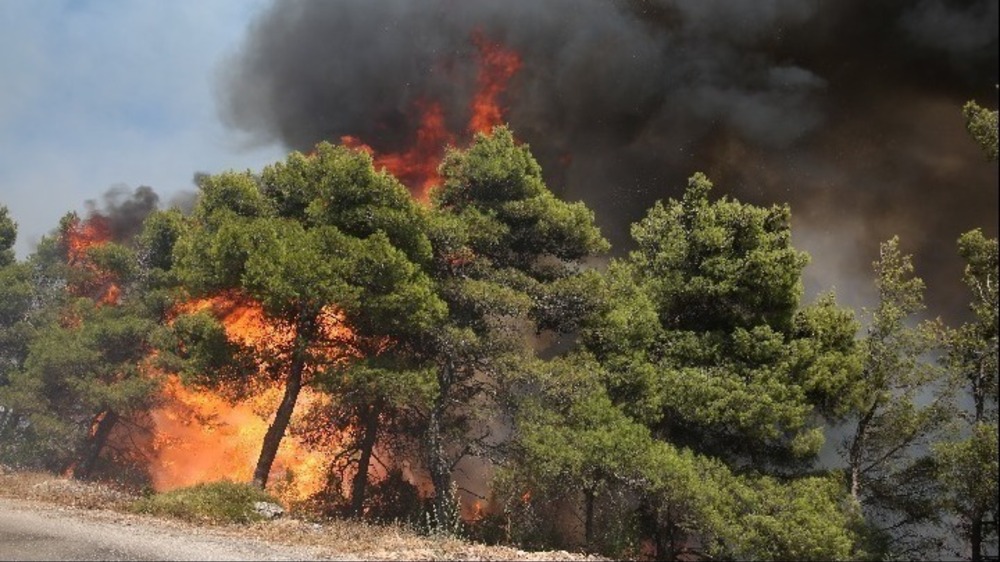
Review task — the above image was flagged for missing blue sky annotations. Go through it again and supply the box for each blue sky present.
[0,0,286,256]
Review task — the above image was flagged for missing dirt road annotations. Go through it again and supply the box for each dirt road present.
[0,498,329,561]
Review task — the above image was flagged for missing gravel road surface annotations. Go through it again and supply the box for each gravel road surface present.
[0,498,328,561]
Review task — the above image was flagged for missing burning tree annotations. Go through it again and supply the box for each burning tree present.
[171,144,446,490]
[0,205,166,478]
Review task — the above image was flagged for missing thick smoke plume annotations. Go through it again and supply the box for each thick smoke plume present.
[83,185,160,243]
[220,0,998,318]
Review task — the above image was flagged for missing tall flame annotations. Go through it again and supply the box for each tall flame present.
[343,33,521,198]
[469,31,522,135]
[148,375,333,503]
[343,101,455,201]
[147,295,353,504]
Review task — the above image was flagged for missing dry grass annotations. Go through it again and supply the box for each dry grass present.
[0,465,604,561]
[0,465,139,510]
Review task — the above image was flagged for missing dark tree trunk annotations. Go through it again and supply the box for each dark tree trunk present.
[75,409,118,480]
[252,356,304,489]
[584,485,596,547]
[971,514,983,562]
[427,361,454,529]
[253,313,316,489]
[349,403,381,518]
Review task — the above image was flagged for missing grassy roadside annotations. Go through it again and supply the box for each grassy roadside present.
[0,466,603,561]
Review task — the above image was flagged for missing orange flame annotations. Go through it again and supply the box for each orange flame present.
[64,214,111,265]
[147,375,334,503]
[148,294,355,504]
[342,32,521,198]
[61,215,124,306]
[343,101,454,201]
[469,31,522,135]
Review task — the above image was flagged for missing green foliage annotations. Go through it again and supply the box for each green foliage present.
[132,481,281,524]
[584,172,859,467]
[963,101,998,162]
[436,127,608,271]
[845,237,953,558]
[951,229,999,422]
[0,207,173,477]
[172,143,447,492]
[0,206,17,268]
[407,126,608,529]
[137,208,186,274]
[495,172,866,557]
[173,145,445,344]
[936,229,999,560]
[726,474,860,561]
[502,353,862,560]
[934,423,999,551]
[0,299,159,470]
[262,142,433,265]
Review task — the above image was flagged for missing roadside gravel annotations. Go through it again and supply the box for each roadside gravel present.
[0,469,606,561]
[0,497,331,561]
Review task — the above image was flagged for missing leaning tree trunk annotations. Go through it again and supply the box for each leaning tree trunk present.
[252,313,315,489]
[253,357,305,488]
[349,402,381,518]
[75,409,119,480]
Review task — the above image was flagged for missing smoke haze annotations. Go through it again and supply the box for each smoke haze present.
[83,185,160,243]
[219,0,998,319]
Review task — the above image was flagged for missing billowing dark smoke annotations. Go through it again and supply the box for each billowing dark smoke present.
[220,0,998,319]
[83,185,160,243]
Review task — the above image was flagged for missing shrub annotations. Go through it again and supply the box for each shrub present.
[132,481,281,524]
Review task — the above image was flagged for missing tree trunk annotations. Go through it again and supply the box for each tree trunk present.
[584,485,596,547]
[349,403,381,518]
[427,361,454,529]
[253,348,307,489]
[849,400,879,501]
[75,409,118,480]
[971,514,983,562]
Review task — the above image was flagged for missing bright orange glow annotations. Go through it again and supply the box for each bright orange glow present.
[148,293,356,504]
[342,32,521,199]
[343,101,454,201]
[147,375,335,503]
[468,31,522,135]
[61,215,121,305]
[470,499,486,522]
[64,215,111,265]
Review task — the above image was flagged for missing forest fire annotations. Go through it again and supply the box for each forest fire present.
[63,214,111,265]
[343,33,520,199]
[147,375,333,503]
[147,294,354,504]
[342,101,454,200]
[468,31,522,135]
[54,31,524,513]
[61,214,121,306]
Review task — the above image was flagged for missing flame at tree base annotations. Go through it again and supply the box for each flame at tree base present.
[147,375,335,504]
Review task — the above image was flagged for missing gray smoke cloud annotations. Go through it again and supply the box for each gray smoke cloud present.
[219,0,998,320]
[83,185,160,244]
